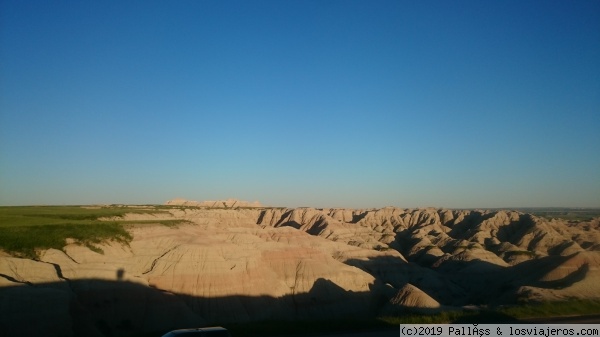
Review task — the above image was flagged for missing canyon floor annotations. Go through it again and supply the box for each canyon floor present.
[1,200,600,336]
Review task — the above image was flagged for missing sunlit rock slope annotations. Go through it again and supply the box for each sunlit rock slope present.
[1,200,599,336]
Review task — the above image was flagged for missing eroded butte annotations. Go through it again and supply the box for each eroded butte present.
[1,199,599,336]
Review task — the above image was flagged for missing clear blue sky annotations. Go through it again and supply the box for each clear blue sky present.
[1,1,599,208]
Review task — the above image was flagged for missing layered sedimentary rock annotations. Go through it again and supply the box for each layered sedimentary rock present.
[381,283,441,315]
[1,202,599,336]
[165,198,263,208]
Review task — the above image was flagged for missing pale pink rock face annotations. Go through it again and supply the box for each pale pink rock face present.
[1,200,600,335]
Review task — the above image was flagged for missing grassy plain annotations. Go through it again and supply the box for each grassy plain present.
[0,205,187,259]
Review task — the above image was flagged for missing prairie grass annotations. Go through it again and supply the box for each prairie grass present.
[0,222,131,258]
[0,205,168,226]
[0,205,175,259]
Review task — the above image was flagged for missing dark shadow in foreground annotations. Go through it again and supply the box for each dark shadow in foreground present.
[0,276,391,337]
[1,251,594,337]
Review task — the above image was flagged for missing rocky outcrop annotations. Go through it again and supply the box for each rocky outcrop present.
[382,283,441,314]
[1,205,600,336]
[165,198,263,208]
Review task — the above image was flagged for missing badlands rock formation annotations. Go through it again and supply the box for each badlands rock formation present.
[1,200,600,336]
[166,198,263,208]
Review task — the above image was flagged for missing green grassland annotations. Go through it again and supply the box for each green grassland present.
[0,205,189,259]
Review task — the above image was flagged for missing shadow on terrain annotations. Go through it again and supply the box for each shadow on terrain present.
[350,211,368,224]
[451,311,521,323]
[447,211,498,239]
[422,253,590,305]
[0,252,594,337]
[344,251,582,306]
[495,214,536,245]
[0,273,380,337]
